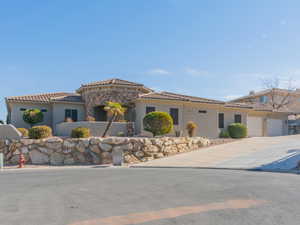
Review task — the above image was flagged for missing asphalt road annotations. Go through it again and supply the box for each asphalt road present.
[0,167,299,225]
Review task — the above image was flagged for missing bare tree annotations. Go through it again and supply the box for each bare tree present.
[261,77,296,111]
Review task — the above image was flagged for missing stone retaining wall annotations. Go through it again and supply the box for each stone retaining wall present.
[0,137,210,165]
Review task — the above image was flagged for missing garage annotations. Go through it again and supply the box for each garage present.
[247,116,263,137]
[267,119,284,136]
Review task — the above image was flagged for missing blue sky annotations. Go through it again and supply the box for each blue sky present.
[1,0,300,121]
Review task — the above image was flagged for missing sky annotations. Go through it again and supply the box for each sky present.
[1,0,300,121]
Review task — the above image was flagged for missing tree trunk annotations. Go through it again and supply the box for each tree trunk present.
[102,113,116,137]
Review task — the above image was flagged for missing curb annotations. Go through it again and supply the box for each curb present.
[129,165,300,174]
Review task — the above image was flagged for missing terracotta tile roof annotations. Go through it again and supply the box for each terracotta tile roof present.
[50,94,83,103]
[139,91,224,104]
[224,102,254,109]
[230,88,297,102]
[82,78,144,87]
[77,78,153,93]
[6,92,83,104]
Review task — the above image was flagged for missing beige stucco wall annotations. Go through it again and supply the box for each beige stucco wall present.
[135,100,248,138]
[8,103,52,129]
[52,103,85,131]
[135,101,184,136]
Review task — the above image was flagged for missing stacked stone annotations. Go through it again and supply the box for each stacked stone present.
[0,137,210,165]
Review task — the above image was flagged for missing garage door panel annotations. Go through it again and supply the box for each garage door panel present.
[247,117,263,137]
[267,119,283,136]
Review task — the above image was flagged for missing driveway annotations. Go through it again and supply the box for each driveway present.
[135,135,300,171]
[0,167,299,225]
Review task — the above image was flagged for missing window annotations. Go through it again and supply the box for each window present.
[170,108,179,125]
[146,106,155,114]
[234,114,242,123]
[260,96,268,103]
[41,109,47,113]
[65,109,78,122]
[198,110,207,114]
[218,113,224,128]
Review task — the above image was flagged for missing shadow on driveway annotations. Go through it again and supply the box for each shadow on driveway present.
[254,149,300,171]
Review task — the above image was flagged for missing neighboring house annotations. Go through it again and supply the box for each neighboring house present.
[230,88,300,134]
[5,78,289,138]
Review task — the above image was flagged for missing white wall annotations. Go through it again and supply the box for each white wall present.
[135,101,184,136]
[52,103,85,131]
[56,121,131,137]
[9,103,52,129]
[135,101,248,138]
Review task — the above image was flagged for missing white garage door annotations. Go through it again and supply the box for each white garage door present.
[247,116,263,137]
[267,119,283,136]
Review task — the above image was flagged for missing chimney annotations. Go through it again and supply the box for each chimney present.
[249,91,255,95]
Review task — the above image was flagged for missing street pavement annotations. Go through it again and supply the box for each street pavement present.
[136,135,300,171]
[0,167,299,225]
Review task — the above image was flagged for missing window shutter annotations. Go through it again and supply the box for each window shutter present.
[72,110,78,122]
[146,106,155,114]
[234,114,242,123]
[65,109,71,119]
[170,108,179,125]
[218,113,224,128]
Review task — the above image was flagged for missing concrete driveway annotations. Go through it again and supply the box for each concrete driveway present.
[135,135,300,171]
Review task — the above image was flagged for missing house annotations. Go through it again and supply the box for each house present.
[229,88,300,134]
[5,78,289,138]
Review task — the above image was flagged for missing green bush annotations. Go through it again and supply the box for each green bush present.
[143,111,173,137]
[29,126,52,139]
[17,128,29,137]
[117,131,125,137]
[219,130,230,138]
[71,127,90,138]
[228,123,247,138]
[0,120,4,124]
[23,109,44,127]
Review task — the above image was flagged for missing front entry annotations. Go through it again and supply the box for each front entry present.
[94,106,107,121]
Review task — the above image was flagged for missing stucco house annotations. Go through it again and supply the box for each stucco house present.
[230,88,300,134]
[5,78,289,138]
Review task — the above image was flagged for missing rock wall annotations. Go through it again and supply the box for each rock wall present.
[0,137,210,165]
[81,86,142,117]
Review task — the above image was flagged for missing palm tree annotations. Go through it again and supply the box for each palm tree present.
[102,101,126,137]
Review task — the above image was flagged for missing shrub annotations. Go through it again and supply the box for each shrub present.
[86,116,96,122]
[219,130,230,138]
[29,126,52,139]
[0,120,4,124]
[228,123,247,138]
[143,111,173,137]
[117,131,125,137]
[186,121,197,137]
[17,128,29,137]
[23,109,44,127]
[71,127,90,138]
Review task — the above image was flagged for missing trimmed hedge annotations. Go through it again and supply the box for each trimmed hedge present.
[17,128,29,137]
[71,127,90,138]
[29,126,52,139]
[219,130,230,138]
[143,111,173,137]
[228,123,247,138]
[23,109,44,126]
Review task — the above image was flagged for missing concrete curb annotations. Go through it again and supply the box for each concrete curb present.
[129,165,300,174]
